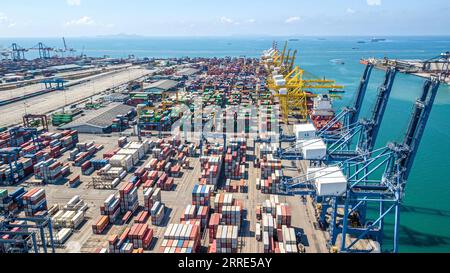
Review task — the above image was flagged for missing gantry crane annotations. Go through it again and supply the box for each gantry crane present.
[55,37,76,57]
[11,43,28,61]
[279,77,441,253]
[262,42,344,124]
[276,64,398,185]
[0,214,56,253]
[30,42,54,59]
[269,65,344,123]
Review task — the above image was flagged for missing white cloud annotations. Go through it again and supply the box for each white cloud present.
[346,8,356,14]
[0,12,16,27]
[367,0,381,6]
[0,12,7,23]
[65,16,95,26]
[220,16,234,24]
[285,16,301,23]
[246,19,256,23]
[67,0,81,6]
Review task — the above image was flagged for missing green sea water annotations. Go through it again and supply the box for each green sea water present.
[1,36,449,252]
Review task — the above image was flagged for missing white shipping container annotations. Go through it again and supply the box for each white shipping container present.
[308,166,347,196]
[71,211,85,229]
[300,139,327,160]
[56,228,72,244]
[293,123,317,141]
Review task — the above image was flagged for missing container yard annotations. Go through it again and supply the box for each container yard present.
[0,37,447,255]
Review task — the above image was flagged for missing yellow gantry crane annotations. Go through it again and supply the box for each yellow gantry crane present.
[263,42,344,124]
[272,66,344,123]
[263,42,297,89]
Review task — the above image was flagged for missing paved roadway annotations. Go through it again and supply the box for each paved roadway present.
[0,67,152,127]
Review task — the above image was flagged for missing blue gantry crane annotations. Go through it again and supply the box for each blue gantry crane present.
[280,77,441,252]
[8,126,41,148]
[30,42,54,59]
[0,147,22,185]
[317,63,375,137]
[0,214,56,253]
[276,63,374,144]
[276,64,397,164]
[41,78,67,90]
[10,43,28,61]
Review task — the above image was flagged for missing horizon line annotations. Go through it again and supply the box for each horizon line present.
[1,34,450,39]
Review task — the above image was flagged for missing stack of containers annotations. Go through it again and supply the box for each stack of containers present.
[158,146,172,161]
[275,203,292,228]
[81,161,94,175]
[143,170,159,189]
[97,164,126,181]
[191,184,214,206]
[255,222,262,241]
[22,188,47,216]
[156,173,174,191]
[101,194,121,224]
[195,205,210,230]
[124,142,147,160]
[92,215,109,234]
[257,170,282,194]
[208,213,221,243]
[108,227,130,253]
[134,210,150,224]
[73,142,98,167]
[212,225,239,253]
[224,179,247,193]
[19,157,34,177]
[0,189,11,212]
[262,195,280,217]
[258,143,278,158]
[143,187,161,212]
[262,212,275,253]
[281,225,298,253]
[90,159,109,171]
[34,158,64,184]
[63,195,88,212]
[119,183,139,213]
[116,148,140,166]
[151,201,165,226]
[181,204,197,222]
[118,137,128,148]
[145,158,158,171]
[213,193,234,214]
[42,131,79,152]
[260,154,282,179]
[263,229,271,253]
[199,155,222,187]
[0,187,25,214]
[221,206,241,227]
[52,210,84,229]
[55,228,73,244]
[103,148,120,159]
[160,223,201,253]
[224,138,247,179]
[170,164,181,177]
[109,154,133,172]
[68,148,79,161]
[128,224,153,249]
[262,213,275,236]
[59,130,79,150]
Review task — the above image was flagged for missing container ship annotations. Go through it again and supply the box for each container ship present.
[309,94,342,131]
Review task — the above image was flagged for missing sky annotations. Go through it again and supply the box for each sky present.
[0,0,449,37]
